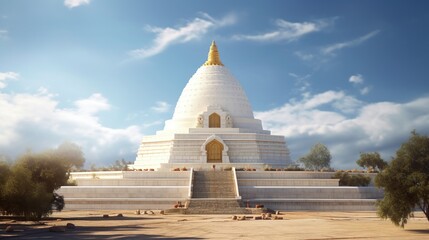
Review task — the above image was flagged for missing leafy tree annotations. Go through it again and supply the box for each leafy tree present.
[111,159,130,171]
[332,172,371,186]
[0,142,85,220]
[375,131,429,227]
[0,160,10,186]
[0,161,11,212]
[356,152,387,171]
[16,152,69,193]
[89,159,132,171]
[55,141,85,171]
[2,165,52,220]
[299,143,332,170]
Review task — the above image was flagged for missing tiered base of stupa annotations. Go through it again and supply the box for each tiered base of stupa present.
[57,169,383,212]
[131,127,291,171]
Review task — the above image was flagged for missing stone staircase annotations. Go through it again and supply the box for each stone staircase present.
[185,171,249,214]
[192,171,236,198]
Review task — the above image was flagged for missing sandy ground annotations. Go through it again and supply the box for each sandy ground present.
[1,210,428,239]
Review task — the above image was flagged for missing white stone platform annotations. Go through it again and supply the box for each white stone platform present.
[58,169,383,211]
[236,171,383,211]
[57,171,192,210]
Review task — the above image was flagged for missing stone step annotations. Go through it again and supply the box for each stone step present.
[192,188,235,193]
[185,199,250,214]
[185,171,250,213]
[192,193,236,198]
[191,171,237,199]
[192,185,235,189]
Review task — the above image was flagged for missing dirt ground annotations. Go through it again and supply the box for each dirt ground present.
[1,210,428,239]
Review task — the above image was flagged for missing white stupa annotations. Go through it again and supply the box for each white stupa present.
[59,42,382,212]
[132,42,291,170]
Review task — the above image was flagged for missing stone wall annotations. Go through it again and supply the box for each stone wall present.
[57,171,191,210]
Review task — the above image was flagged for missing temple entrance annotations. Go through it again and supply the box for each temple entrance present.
[209,113,220,128]
[206,140,223,163]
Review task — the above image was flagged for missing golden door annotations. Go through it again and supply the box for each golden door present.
[206,140,223,163]
[209,113,221,128]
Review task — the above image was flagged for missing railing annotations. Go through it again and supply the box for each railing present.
[188,168,194,199]
[232,167,241,199]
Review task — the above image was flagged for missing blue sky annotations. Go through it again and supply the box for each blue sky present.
[1,0,428,168]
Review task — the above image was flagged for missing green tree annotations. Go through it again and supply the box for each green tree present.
[55,141,85,171]
[2,165,52,220]
[0,161,11,212]
[0,142,85,220]
[111,159,130,171]
[16,151,70,193]
[299,143,331,170]
[375,131,429,227]
[356,152,387,171]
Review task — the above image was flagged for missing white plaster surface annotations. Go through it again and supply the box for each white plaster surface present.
[58,171,191,210]
[133,64,291,169]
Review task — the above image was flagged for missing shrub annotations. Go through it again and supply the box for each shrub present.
[332,172,371,186]
[284,165,305,171]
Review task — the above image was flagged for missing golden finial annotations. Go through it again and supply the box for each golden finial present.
[203,41,224,66]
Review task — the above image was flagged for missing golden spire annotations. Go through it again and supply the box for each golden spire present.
[203,41,224,66]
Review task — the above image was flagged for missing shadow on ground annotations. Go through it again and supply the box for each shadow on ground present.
[1,224,203,240]
[60,216,162,221]
[406,229,429,234]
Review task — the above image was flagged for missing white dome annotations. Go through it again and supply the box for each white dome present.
[172,65,254,119]
[162,42,264,132]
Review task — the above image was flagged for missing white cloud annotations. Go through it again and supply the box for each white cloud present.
[129,13,236,59]
[74,93,110,115]
[322,30,380,55]
[151,101,171,113]
[233,19,329,42]
[143,120,163,129]
[0,89,144,166]
[0,72,19,89]
[349,74,371,95]
[294,51,314,61]
[360,86,370,95]
[64,0,90,8]
[349,74,364,84]
[0,30,7,39]
[255,91,429,169]
[289,73,311,92]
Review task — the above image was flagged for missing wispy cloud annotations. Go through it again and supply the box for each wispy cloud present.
[289,73,311,92]
[322,30,380,55]
[0,71,19,89]
[233,19,330,42]
[64,0,90,9]
[0,30,8,39]
[151,101,171,113]
[129,13,236,59]
[294,51,314,61]
[143,120,163,129]
[360,86,370,95]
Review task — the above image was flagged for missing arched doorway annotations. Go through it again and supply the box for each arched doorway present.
[209,113,220,128]
[206,140,223,163]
